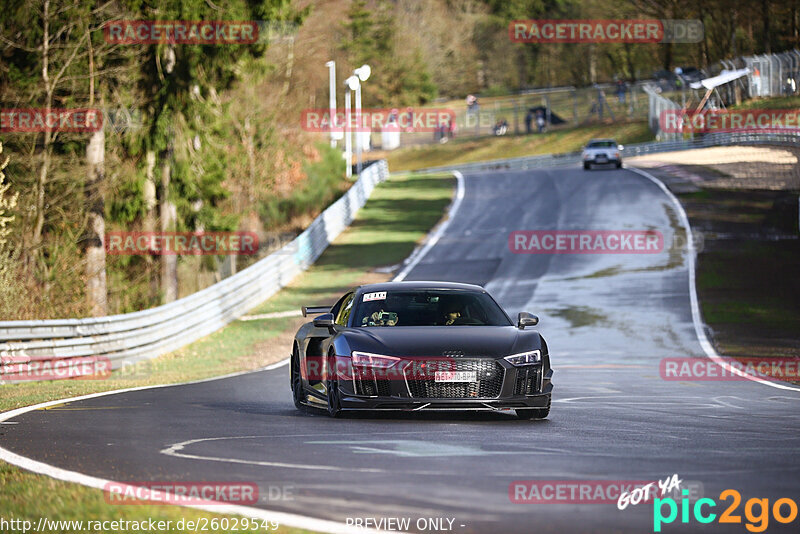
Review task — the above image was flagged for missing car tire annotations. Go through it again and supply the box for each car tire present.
[615,161,622,168]
[291,345,306,410]
[583,162,590,170]
[326,351,342,418]
[326,379,342,417]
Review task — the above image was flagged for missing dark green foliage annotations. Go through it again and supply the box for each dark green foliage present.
[259,143,346,229]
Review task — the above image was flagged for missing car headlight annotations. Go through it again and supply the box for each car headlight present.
[351,351,401,368]
[614,151,620,158]
[504,350,541,366]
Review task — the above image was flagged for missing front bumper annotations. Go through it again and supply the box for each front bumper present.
[584,155,621,164]
[338,392,551,411]
[336,356,553,412]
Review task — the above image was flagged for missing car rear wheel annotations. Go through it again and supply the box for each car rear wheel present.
[291,345,306,409]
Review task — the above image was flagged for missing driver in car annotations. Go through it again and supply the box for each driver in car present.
[364,309,398,326]
[441,300,465,325]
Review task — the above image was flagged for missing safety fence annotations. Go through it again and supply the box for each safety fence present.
[0,161,389,381]
[644,85,683,141]
[382,82,656,148]
[733,50,800,99]
[414,131,800,174]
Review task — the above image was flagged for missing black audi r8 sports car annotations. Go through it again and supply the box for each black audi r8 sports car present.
[290,281,553,419]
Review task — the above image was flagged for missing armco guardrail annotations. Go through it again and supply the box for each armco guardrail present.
[415,131,800,174]
[0,160,389,381]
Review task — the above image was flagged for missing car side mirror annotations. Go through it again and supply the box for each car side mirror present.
[617,144,624,151]
[517,312,539,329]
[313,313,335,328]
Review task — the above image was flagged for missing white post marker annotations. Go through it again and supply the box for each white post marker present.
[353,65,371,177]
[325,60,336,148]
[355,81,362,177]
[344,79,354,178]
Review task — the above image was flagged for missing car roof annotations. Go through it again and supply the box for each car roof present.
[355,281,487,293]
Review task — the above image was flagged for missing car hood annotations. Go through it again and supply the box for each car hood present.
[341,326,541,358]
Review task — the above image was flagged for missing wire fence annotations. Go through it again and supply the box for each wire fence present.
[641,49,800,140]
[377,82,655,147]
[373,50,800,150]
[733,50,800,98]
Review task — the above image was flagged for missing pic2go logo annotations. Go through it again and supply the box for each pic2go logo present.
[653,489,798,532]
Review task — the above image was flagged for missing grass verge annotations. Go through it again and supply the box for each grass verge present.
[679,188,800,363]
[0,171,455,533]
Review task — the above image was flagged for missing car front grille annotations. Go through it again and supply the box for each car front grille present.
[353,371,392,397]
[514,365,541,395]
[404,358,504,399]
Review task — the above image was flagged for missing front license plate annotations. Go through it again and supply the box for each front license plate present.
[434,371,477,382]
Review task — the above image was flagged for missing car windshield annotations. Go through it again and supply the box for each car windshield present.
[587,140,616,148]
[353,289,511,327]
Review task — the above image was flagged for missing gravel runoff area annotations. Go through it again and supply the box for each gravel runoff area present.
[630,144,800,374]
[628,144,800,191]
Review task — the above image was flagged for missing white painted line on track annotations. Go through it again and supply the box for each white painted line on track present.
[161,436,388,473]
[628,166,800,393]
[393,171,466,282]
[0,359,394,534]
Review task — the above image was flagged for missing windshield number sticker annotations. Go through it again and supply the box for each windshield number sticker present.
[363,291,386,302]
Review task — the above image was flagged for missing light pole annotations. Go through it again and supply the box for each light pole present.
[325,61,336,148]
[344,75,359,178]
[352,64,371,177]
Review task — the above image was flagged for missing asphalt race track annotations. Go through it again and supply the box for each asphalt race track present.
[3,166,800,534]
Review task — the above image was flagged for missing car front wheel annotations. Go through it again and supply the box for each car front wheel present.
[326,378,342,417]
[326,351,342,417]
[583,162,591,170]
